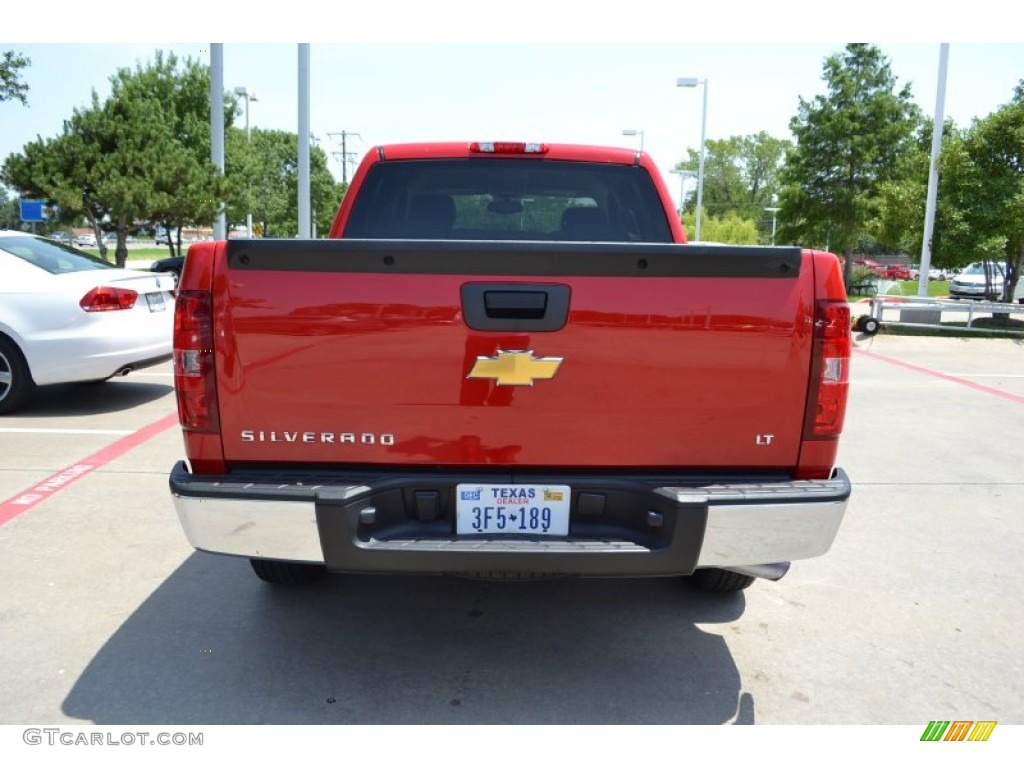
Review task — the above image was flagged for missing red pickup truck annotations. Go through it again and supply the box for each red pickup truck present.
[170,141,851,595]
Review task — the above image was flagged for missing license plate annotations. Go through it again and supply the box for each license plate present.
[456,484,570,536]
[146,292,166,312]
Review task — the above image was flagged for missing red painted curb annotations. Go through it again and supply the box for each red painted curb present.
[0,412,180,527]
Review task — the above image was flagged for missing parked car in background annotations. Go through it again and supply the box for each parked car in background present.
[927,267,950,281]
[854,258,884,276]
[75,233,97,248]
[150,255,185,284]
[881,264,912,280]
[0,230,175,414]
[949,261,1005,300]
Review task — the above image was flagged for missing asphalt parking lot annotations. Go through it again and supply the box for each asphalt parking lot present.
[1,333,1022,727]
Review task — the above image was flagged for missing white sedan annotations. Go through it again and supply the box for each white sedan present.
[0,231,175,414]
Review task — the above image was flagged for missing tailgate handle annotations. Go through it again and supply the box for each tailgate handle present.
[484,290,547,319]
[461,283,571,331]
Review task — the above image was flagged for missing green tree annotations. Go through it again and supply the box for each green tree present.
[0,185,23,229]
[682,207,760,244]
[883,83,1024,299]
[3,118,113,254]
[958,82,1024,301]
[871,118,976,271]
[109,52,231,258]
[1,50,30,106]
[676,132,791,242]
[778,44,921,286]
[225,128,343,237]
[677,140,746,216]
[2,51,232,264]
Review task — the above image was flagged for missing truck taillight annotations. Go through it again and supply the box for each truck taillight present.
[469,142,550,154]
[80,286,138,312]
[173,290,220,433]
[804,300,850,440]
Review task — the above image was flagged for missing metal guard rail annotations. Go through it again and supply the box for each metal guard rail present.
[867,295,1024,335]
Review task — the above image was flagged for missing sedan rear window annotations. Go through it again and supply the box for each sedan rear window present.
[0,236,115,274]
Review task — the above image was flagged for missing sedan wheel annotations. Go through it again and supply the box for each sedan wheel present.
[0,337,36,416]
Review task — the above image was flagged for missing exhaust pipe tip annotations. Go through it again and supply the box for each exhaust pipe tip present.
[723,562,791,581]
[116,366,133,377]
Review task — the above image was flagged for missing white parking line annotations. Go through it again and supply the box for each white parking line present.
[857,350,1024,406]
[0,428,134,436]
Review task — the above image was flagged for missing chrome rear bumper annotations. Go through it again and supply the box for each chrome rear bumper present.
[170,462,850,577]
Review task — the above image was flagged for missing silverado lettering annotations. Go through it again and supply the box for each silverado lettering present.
[169,141,852,598]
[239,430,396,445]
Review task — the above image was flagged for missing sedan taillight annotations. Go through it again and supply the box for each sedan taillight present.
[80,286,138,312]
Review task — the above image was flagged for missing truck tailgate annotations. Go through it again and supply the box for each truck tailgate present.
[213,240,812,470]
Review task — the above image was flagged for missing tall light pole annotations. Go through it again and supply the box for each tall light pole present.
[765,194,780,246]
[298,43,311,239]
[234,86,258,237]
[669,168,695,219]
[210,44,226,241]
[919,43,949,298]
[622,129,645,152]
[677,77,708,242]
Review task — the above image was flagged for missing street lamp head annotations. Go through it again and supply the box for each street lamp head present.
[676,77,701,88]
[622,129,644,151]
[234,86,258,102]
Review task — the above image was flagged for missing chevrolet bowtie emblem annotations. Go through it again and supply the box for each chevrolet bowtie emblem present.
[467,350,563,386]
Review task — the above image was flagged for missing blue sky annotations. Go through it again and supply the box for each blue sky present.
[3,4,1023,210]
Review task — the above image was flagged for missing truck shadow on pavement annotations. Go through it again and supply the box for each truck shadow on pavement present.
[63,553,755,725]
[17,380,173,417]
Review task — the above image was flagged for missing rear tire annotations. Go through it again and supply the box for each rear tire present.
[0,336,36,415]
[687,568,756,594]
[249,558,324,585]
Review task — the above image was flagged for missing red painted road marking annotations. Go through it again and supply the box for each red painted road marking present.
[855,349,1024,405]
[0,412,180,527]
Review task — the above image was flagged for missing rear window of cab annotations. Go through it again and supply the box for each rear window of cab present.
[344,158,674,243]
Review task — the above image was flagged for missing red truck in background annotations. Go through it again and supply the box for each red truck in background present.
[170,141,851,597]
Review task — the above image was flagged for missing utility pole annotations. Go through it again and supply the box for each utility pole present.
[328,130,361,184]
